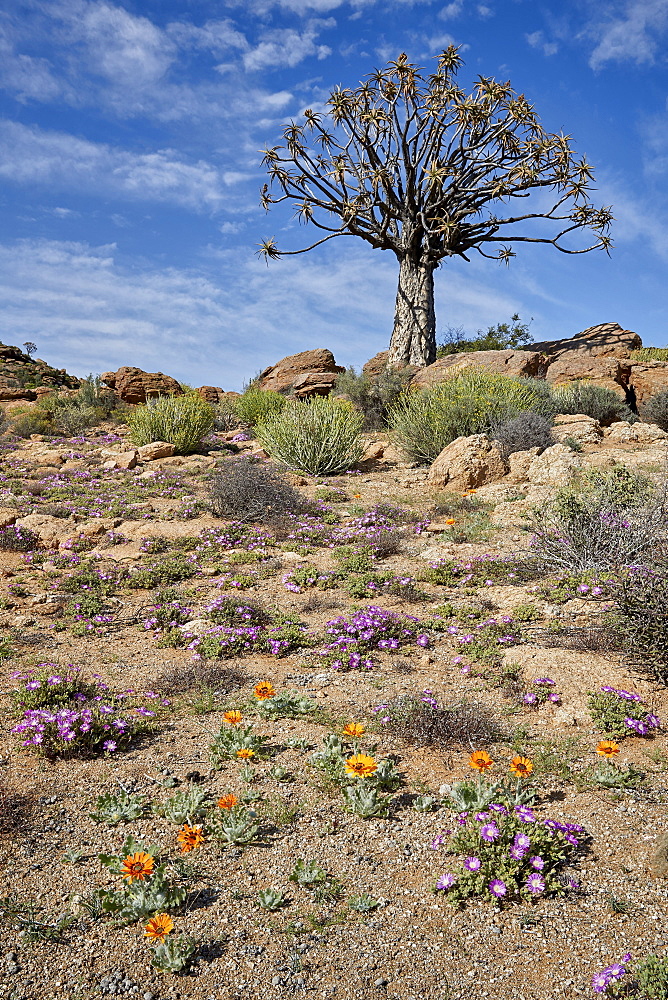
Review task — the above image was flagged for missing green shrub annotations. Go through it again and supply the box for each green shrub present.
[127,392,214,455]
[436,314,532,358]
[631,347,668,362]
[234,387,286,428]
[641,390,668,431]
[212,399,240,431]
[257,396,364,476]
[9,407,54,438]
[550,381,634,425]
[389,370,552,464]
[334,365,414,430]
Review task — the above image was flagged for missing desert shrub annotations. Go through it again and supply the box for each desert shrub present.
[0,525,39,551]
[210,457,310,522]
[334,365,414,430]
[631,347,668,362]
[641,390,668,431]
[529,467,668,573]
[389,370,552,464]
[127,392,214,454]
[550,381,634,425]
[8,408,53,438]
[491,411,554,459]
[212,399,240,431]
[257,396,364,476]
[436,314,532,357]
[588,684,661,738]
[153,660,245,696]
[610,568,668,684]
[234,387,286,428]
[378,691,502,747]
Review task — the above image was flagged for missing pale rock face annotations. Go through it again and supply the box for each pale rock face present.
[604,421,668,443]
[525,443,583,486]
[504,447,541,484]
[100,366,184,404]
[552,413,603,445]
[427,433,507,490]
[529,322,641,359]
[137,441,176,461]
[628,360,668,405]
[410,349,541,390]
[545,354,630,398]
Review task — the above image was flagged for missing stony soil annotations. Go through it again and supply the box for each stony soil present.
[0,421,667,1000]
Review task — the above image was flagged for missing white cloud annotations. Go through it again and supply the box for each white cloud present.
[597,174,668,260]
[439,1,463,20]
[588,0,668,69]
[243,20,335,71]
[0,121,229,213]
[525,29,559,56]
[0,237,536,390]
[0,22,66,102]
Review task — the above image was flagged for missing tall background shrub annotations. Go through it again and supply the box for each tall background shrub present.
[257,396,364,475]
[128,392,214,455]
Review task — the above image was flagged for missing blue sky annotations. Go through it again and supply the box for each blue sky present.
[1,0,667,390]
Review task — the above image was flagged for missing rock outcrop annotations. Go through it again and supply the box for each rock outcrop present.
[196,386,228,404]
[100,367,184,405]
[0,342,80,402]
[627,360,668,406]
[428,434,507,490]
[411,350,541,390]
[551,414,603,446]
[529,322,642,359]
[257,349,345,397]
[544,355,631,398]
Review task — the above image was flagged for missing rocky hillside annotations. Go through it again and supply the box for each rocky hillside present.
[0,342,81,401]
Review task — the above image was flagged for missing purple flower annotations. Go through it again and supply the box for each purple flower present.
[509,845,527,861]
[533,677,555,685]
[103,740,117,752]
[625,717,648,735]
[522,692,537,705]
[480,822,500,842]
[526,873,545,894]
[592,972,611,993]
[489,879,506,898]
[530,856,544,870]
[646,714,661,728]
[464,857,481,872]
[513,833,531,850]
[436,873,456,890]
[515,806,535,822]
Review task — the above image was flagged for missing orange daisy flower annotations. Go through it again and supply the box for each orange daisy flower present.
[223,710,243,726]
[236,747,255,760]
[177,824,205,854]
[595,740,620,758]
[343,722,365,738]
[120,851,154,883]
[444,518,456,526]
[144,913,174,942]
[468,750,494,772]
[345,753,377,778]
[509,755,534,778]
[254,681,275,700]
[217,794,238,809]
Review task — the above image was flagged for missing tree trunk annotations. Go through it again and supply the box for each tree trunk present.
[387,255,437,368]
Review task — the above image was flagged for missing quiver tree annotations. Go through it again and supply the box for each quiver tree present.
[258,47,613,368]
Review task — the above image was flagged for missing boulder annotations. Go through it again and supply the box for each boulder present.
[0,508,18,529]
[428,434,507,490]
[362,351,390,378]
[603,421,668,443]
[544,354,631,398]
[102,450,138,470]
[410,350,541,390]
[525,443,583,486]
[256,349,344,397]
[628,360,668,406]
[551,413,603,445]
[100,367,184,405]
[196,386,227,404]
[529,322,642,359]
[137,441,176,461]
[31,449,66,466]
[356,441,385,470]
[504,447,541,484]
[0,388,37,402]
[15,514,69,549]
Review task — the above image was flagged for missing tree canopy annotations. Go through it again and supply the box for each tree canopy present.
[258,47,613,366]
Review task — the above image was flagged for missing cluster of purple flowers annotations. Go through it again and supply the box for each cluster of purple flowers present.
[321,605,430,670]
[428,553,520,587]
[0,523,39,552]
[11,668,160,757]
[196,524,272,554]
[522,677,562,708]
[446,616,518,648]
[591,955,631,994]
[434,804,584,904]
[598,686,661,736]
